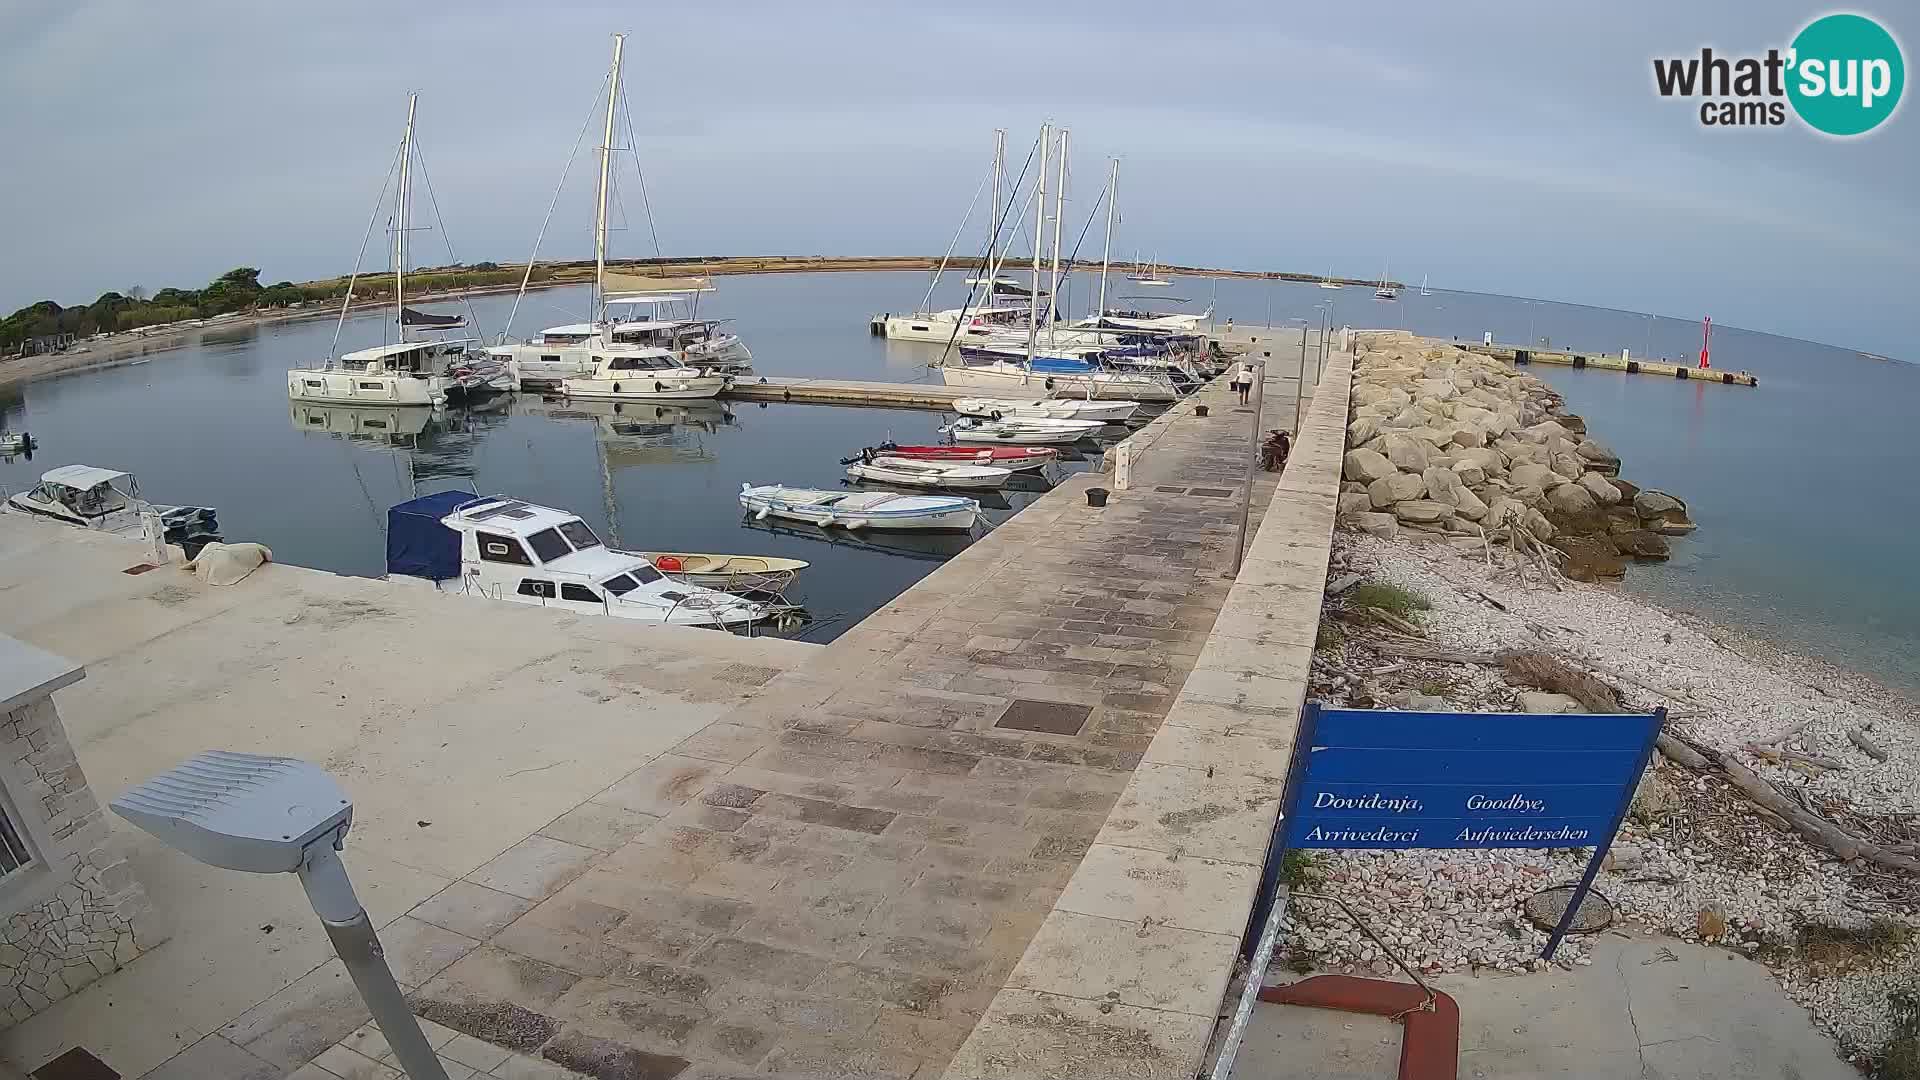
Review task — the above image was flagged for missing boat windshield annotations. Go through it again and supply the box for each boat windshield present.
[601,564,663,596]
[558,520,601,551]
[42,481,129,516]
[526,527,573,563]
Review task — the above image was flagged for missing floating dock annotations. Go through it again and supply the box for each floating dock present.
[1467,344,1758,386]
[721,375,965,409]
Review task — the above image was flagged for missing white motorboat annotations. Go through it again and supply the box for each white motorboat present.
[0,431,33,457]
[559,348,730,401]
[947,416,1103,444]
[952,397,1138,422]
[385,492,770,629]
[289,94,462,409]
[739,485,978,531]
[3,465,219,550]
[845,457,1011,490]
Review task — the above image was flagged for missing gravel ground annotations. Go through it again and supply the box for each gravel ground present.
[1287,530,1919,1067]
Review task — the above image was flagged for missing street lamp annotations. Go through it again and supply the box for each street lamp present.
[1643,313,1655,360]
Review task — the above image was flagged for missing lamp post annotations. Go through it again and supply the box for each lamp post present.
[1643,313,1655,360]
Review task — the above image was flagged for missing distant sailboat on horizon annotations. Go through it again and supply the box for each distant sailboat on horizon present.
[1375,262,1399,301]
[1319,264,1343,290]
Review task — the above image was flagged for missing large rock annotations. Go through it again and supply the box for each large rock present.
[1349,512,1398,539]
[1522,508,1555,540]
[1338,492,1374,519]
[1524,420,1572,443]
[1347,417,1381,448]
[1634,489,1697,534]
[1518,691,1582,714]
[1578,471,1622,505]
[1452,460,1486,487]
[1484,497,1525,528]
[1576,439,1619,465]
[1547,482,1599,516]
[1510,463,1556,490]
[1392,499,1455,523]
[1379,433,1430,472]
[1448,426,1486,449]
[1613,529,1671,560]
[1343,448,1397,484]
[1455,447,1508,476]
[1452,486,1489,520]
[1421,466,1487,519]
[1367,471,1427,508]
[1550,452,1586,480]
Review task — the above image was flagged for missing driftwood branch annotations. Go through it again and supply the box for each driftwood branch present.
[1847,728,1891,762]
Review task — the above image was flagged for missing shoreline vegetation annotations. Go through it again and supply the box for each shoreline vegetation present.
[0,255,1382,388]
[1307,331,1917,1073]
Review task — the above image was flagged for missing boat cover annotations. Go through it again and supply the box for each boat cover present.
[401,307,465,327]
[386,490,470,580]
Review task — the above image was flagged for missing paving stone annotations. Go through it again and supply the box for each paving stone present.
[223,958,371,1070]
[687,937,827,991]
[440,1032,514,1073]
[597,755,724,817]
[493,916,628,978]
[809,962,952,1014]
[411,881,538,941]
[541,1030,691,1080]
[758,1034,924,1080]
[470,835,601,901]
[377,915,482,988]
[142,1034,279,1080]
[310,1044,401,1080]
[547,978,706,1051]
[540,803,662,852]
[605,959,711,1005]
[414,945,583,1012]
[669,724,771,764]
[1054,843,1259,936]
[754,792,896,834]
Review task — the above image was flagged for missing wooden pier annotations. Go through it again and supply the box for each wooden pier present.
[721,375,966,409]
[1467,344,1758,386]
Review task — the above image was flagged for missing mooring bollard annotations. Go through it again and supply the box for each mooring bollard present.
[1086,488,1110,508]
[1196,404,1210,418]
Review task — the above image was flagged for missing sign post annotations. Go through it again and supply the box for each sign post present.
[1249,703,1664,963]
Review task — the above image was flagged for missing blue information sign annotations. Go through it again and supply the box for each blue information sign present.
[1251,703,1665,960]
[1283,708,1664,850]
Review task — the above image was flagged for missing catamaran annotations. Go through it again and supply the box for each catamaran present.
[489,36,734,399]
[289,94,472,408]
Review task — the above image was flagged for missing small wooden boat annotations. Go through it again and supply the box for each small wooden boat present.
[845,457,1011,490]
[948,416,1104,445]
[953,397,1138,423]
[637,551,808,594]
[867,444,1057,471]
[740,484,978,531]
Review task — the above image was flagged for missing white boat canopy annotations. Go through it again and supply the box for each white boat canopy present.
[40,465,131,489]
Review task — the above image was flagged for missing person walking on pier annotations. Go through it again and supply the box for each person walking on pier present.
[1234,360,1256,404]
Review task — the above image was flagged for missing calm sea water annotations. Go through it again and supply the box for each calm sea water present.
[5,270,1915,690]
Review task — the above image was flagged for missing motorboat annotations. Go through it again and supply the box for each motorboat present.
[558,347,730,401]
[0,431,33,457]
[952,397,1138,422]
[385,491,770,629]
[844,456,1011,490]
[864,443,1057,471]
[635,552,808,596]
[739,484,978,530]
[3,465,219,552]
[947,416,1105,444]
[605,294,752,370]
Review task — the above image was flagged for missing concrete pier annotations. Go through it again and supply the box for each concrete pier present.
[722,376,966,409]
[1466,344,1759,386]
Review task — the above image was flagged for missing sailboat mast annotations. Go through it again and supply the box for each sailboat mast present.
[1097,157,1116,320]
[1046,128,1067,344]
[1025,122,1050,369]
[593,33,625,328]
[986,128,1004,288]
[395,92,417,343]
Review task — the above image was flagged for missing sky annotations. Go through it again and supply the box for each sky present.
[1,1,1913,359]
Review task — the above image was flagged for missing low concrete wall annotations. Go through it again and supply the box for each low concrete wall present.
[942,348,1354,1079]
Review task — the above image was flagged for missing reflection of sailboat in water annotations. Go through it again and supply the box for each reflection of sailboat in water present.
[289,401,487,496]
[290,402,440,444]
[740,515,977,563]
[515,397,735,467]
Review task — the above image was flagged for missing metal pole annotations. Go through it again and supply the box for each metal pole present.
[1024,123,1049,372]
[301,848,449,1080]
[394,93,416,344]
[1295,328,1307,434]
[1541,707,1667,961]
[593,34,625,327]
[1097,157,1116,320]
[1230,358,1264,577]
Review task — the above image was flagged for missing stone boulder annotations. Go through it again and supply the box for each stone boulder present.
[1347,417,1381,448]
[1392,499,1455,524]
[1421,467,1488,520]
[1510,463,1556,491]
[1341,481,1367,494]
[1524,420,1572,443]
[1578,471,1622,505]
[1379,433,1430,473]
[1522,508,1555,541]
[1613,529,1671,560]
[1367,471,1427,508]
[1547,482,1599,516]
[1448,426,1486,449]
[1549,452,1586,480]
[1576,438,1619,465]
[1455,447,1508,477]
[1343,448,1397,484]
[1452,460,1486,487]
[1634,489,1697,534]
[1518,691,1581,714]
[1348,512,1398,539]
[1484,497,1525,529]
[1338,492,1374,519]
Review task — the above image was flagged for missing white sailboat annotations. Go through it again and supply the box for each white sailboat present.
[1319,265,1343,290]
[1128,251,1170,287]
[491,36,730,400]
[940,127,1179,403]
[882,130,1035,345]
[1419,274,1431,296]
[1374,262,1399,301]
[289,94,466,407]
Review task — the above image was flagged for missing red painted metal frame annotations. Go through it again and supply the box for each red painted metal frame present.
[1257,975,1459,1080]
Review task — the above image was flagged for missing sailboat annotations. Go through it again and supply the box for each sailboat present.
[488,37,727,402]
[1374,262,1399,301]
[938,127,1177,403]
[1419,274,1431,297]
[880,130,1034,345]
[289,95,469,407]
[1319,265,1343,290]
[1128,251,1170,287]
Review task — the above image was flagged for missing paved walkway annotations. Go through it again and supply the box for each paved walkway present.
[283,368,1301,1080]
[1239,934,1856,1079]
